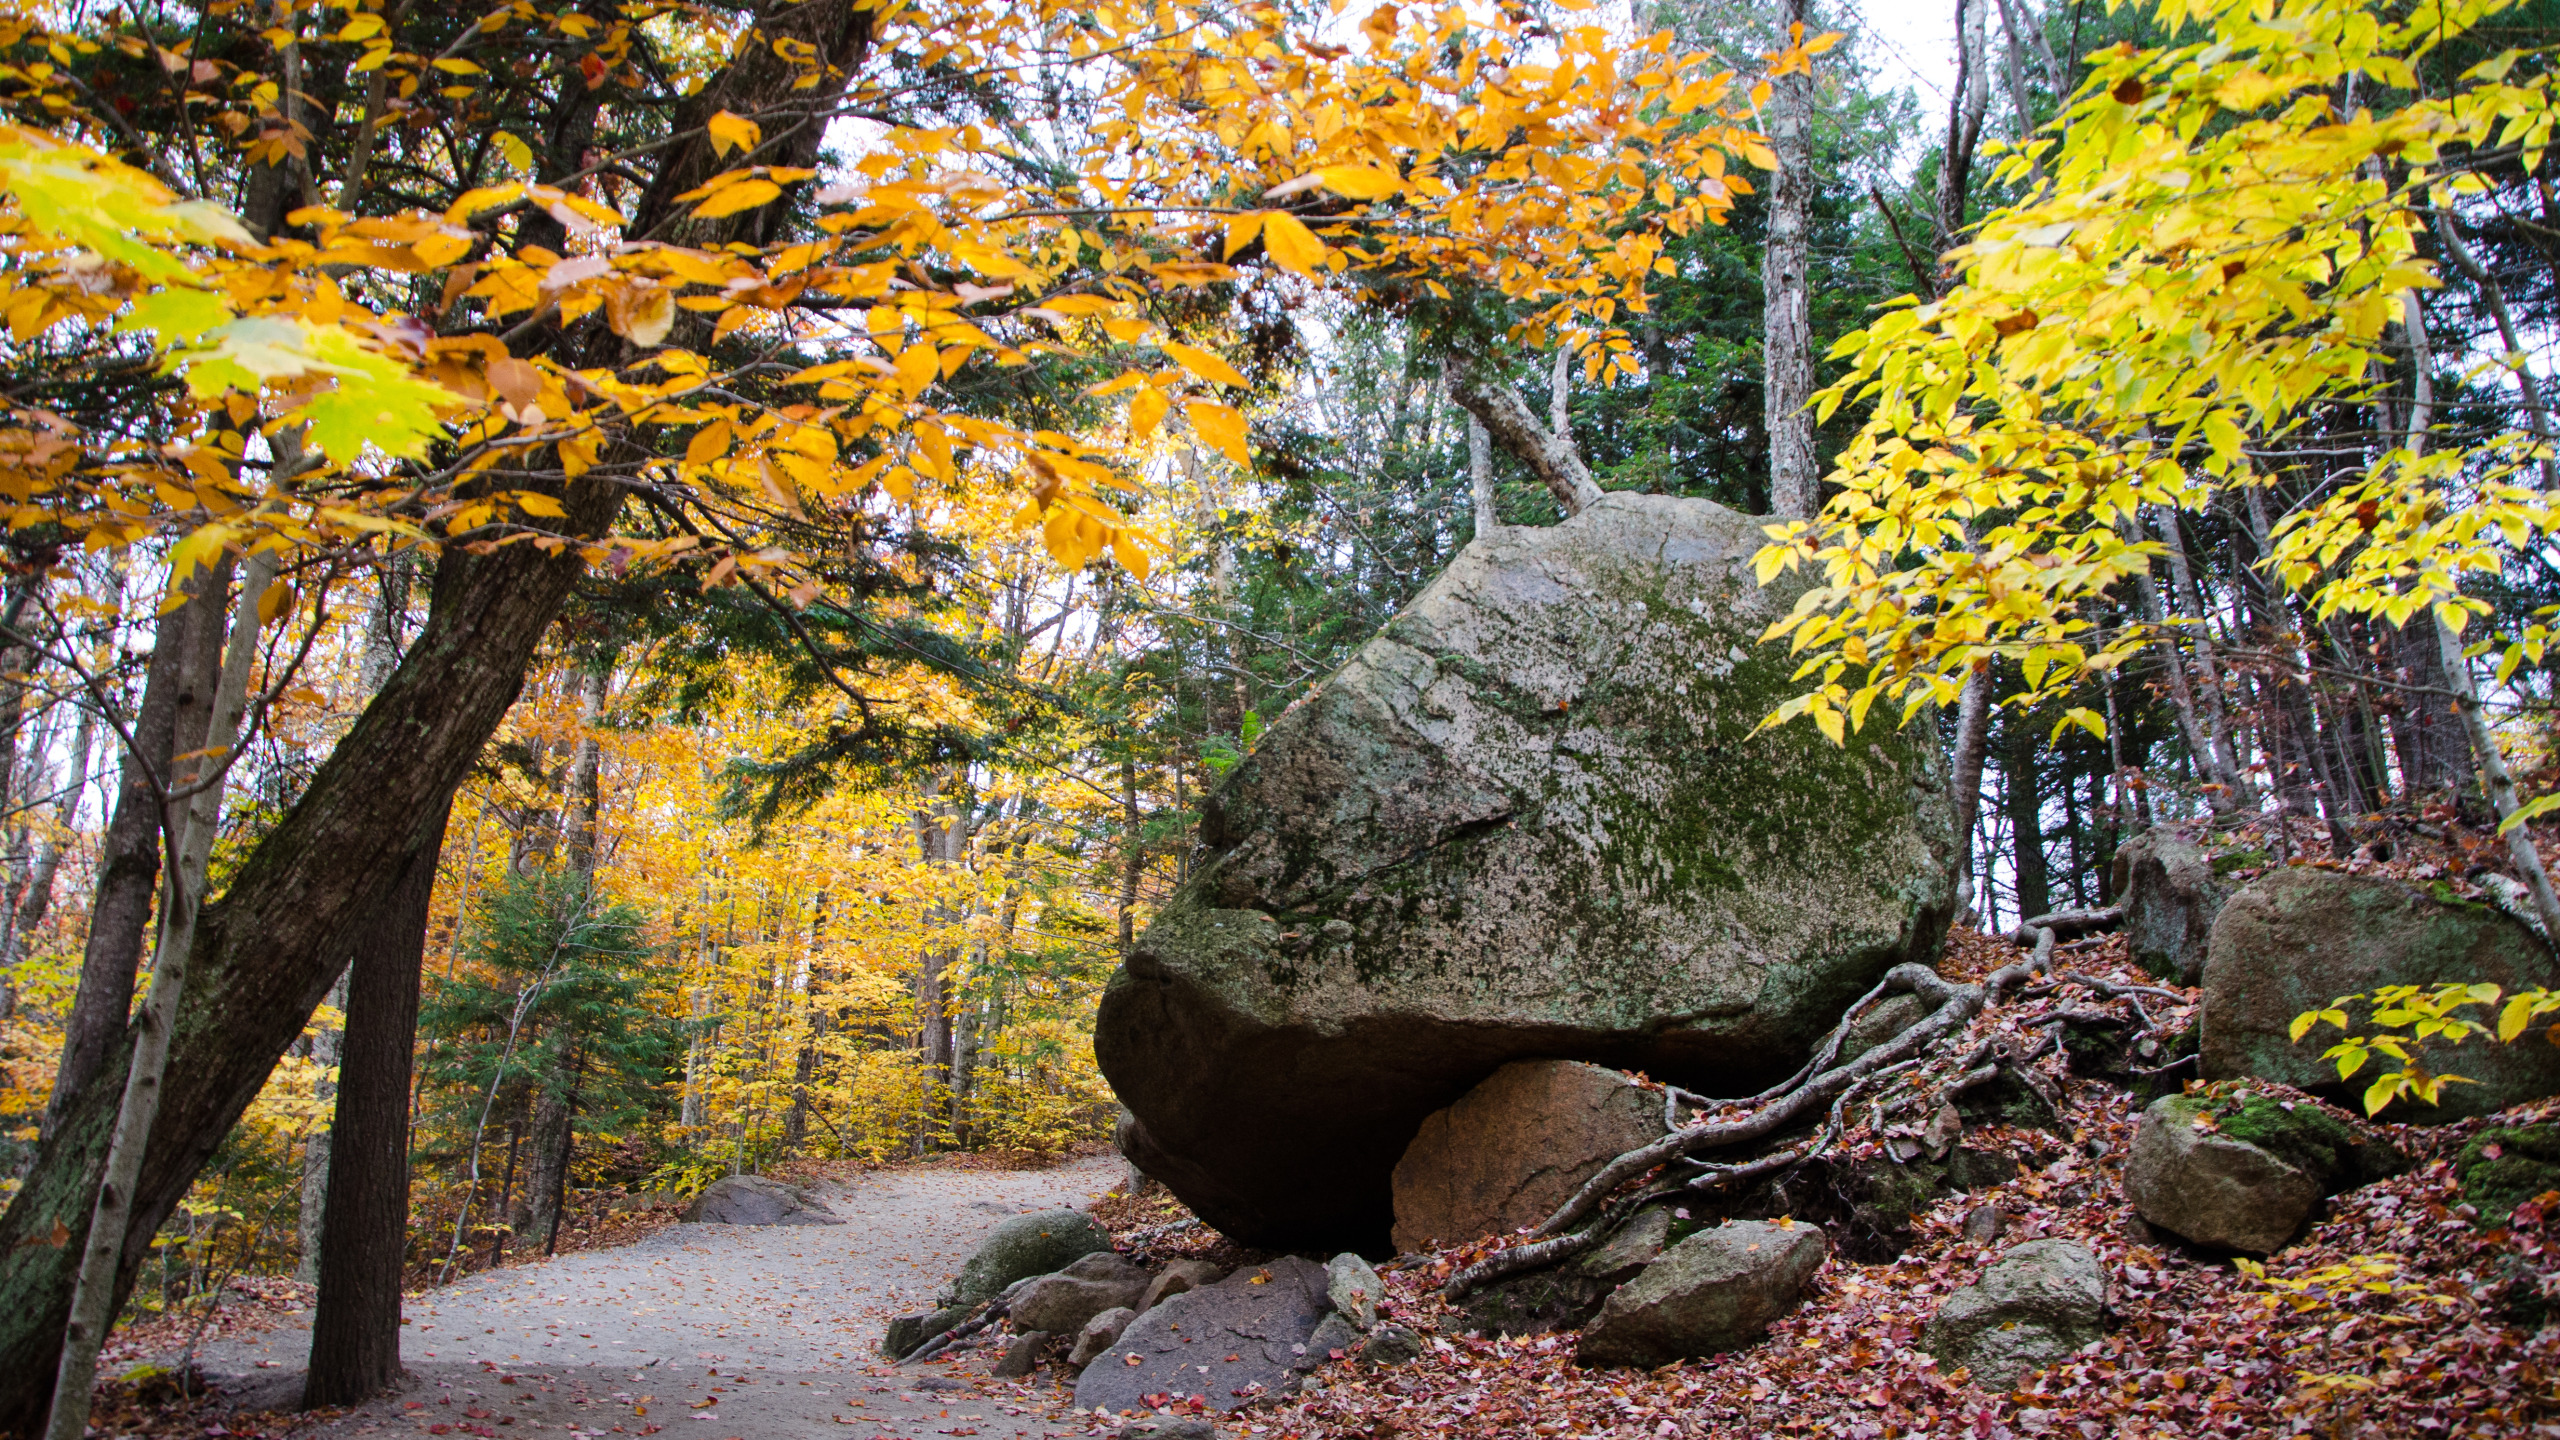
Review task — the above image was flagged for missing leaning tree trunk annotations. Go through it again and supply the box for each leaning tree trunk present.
[302,799,449,1407]
[1763,0,1818,523]
[0,490,618,1433]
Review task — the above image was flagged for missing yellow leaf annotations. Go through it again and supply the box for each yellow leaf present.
[1185,399,1250,463]
[494,131,534,174]
[686,421,732,468]
[894,344,940,399]
[692,178,782,219]
[1223,212,1266,260]
[1260,211,1326,274]
[1162,342,1247,389]
[1316,164,1402,199]
[1129,386,1168,440]
[708,111,763,158]
[1114,529,1152,581]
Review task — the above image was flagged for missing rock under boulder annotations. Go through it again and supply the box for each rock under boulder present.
[1076,1257,1331,1415]
[1577,1220,1827,1366]
[2203,868,2560,1119]
[1101,493,1955,1250]
[1013,1253,1150,1337]
[2124,1092,2400,1253]
[1325,1253,1384,1329]
[940,1210,1111,1310]
[2459,1124,2560,1228]
[1458,1204,1675,1337]
[2112,827,2238,985]
[1138,1259,1226,1315]
[1391,1060,1665,1253]
[1069,1307,1137,1367]
[679,1175,844,1226]
[1923,1239,2105,1390]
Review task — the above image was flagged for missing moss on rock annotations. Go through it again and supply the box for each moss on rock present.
[2456,1125,2560,1225]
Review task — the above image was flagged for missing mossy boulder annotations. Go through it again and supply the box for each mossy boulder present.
[1923,1239,2105,1390]
[2456,1125,2560,1226]
[2124,1091,2403,1254]
[1098,494,1956,1250]
[2201,868,2560,1121]
[936,1209,1111,1310]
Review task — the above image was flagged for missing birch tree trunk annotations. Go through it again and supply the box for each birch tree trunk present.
[1763,0,1818,522]
[46,546,269,1440]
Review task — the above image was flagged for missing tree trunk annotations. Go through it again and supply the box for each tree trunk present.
[45,549,261,1440]
[1446,356,1601,516]
[2002,721,2049,924]
[1935,0,1989,246]
[1467,416,1500,539]
[41,571,217,1135]
[1764,0,1817,522]
[0,0,874,1417]
[1948,666,1991,915]
[0,484,618,1433]
[7,702,95,971]
[561,667,607,873]
[302,800,449,1407]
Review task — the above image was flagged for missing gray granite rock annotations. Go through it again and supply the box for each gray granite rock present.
[679,1175,843,1226]
[1070,1307,1137,1367]
[1101,494,1957,1250]
[2124,1095,2321,1253]
[1923,1240,2105,1390]
[1325,1253,1384,1330]
[1577,1221,1827,1367]
[1074,1257,1330,1415]
[1139,1259,1227,1315]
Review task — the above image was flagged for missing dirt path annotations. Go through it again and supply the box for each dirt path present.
[191,1157,1124,1440]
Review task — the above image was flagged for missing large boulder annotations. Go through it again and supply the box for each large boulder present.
[1923,1240,2105,1390]
[1391,1060,1665,1253]
[2124,1092,2402,1253]
[2202,868,2560,1120]
[1577,1220,1827,1366]
[2112,826,2237,985]
[679,1175,844,1226]
[1075,1258,1331,1415]
[939,1209,1112,1310]
[1100,494,1956,1249]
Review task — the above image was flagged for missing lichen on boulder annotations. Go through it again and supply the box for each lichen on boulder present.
[2457,1124,2560,1227]
[2202,867,2560,1120]
[1099,494,1956,1250]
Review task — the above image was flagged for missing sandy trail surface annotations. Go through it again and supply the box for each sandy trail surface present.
[190,1157,1123,1440]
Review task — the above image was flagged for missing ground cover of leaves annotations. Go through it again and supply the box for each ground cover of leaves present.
[1081,924,2560,1440]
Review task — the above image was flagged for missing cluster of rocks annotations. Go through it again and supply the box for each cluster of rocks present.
[890,1210,1423,1415]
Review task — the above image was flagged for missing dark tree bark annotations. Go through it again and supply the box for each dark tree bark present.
[518,1043,579,1254]
[43,568,221,1135]
[0,4,875,1422]
[302,800,450,1408]
[2002,721,2050,923]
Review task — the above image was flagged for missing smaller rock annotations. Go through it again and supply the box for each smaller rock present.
[1390,1060,1666,1254]
[1074,1257,1330,1415]
[2456,1124,2560,1226]
[993,1331,1052,1378]
[1575,1206,1672,1284]
[1577,1221,1827,1367]
[1962,1204,2003,1247]
[1305,1312,1362,1363]
[1069,1307,1136,1367]
[1325,1253,1384,1330]
[1352,1323,1426,1368]
[1014,1262,1150,1338]
[883,1306,969,1359]
[1064,1251,1151,1283]
[2113,825,2235,984]
[1923,1240,2105,1390]
[941,1210,1113,1309]
[1137,1259,1225,1315]
[680,1175,844,1226]
[2125,1093,2404,1253]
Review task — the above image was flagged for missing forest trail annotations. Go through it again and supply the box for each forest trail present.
[187,1156,1124,1439]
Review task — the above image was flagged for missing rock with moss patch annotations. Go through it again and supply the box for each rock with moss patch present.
[2457,1125,2560,1227]
[1099,494,1956,1250]
[2202,868,2560,1120]
[1391,1060,1665,1254]
[1923,1239,2105,1390]
[2112,826,2237,985]
[1577,1220,1827,1366]
[2124,1092,2402,1253]
[938,1209,1112,1310]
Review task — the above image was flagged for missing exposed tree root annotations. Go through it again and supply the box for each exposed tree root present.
[1442,939,2083,1301]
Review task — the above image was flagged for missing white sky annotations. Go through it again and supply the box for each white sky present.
[1843,0,1961,109]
